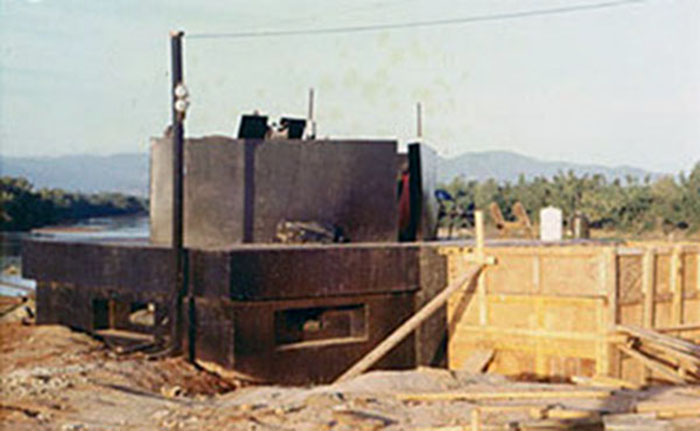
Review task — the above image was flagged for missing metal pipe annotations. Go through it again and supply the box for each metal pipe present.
[416,102,422,138]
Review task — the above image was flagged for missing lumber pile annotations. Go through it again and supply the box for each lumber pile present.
[616,325,700,384]
[398,385,700,431]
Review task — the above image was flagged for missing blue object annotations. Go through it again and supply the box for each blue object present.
[434,189,454,201]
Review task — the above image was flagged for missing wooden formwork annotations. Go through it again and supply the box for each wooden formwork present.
[442,242,700,384]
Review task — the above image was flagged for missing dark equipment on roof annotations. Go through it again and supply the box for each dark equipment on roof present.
[238,114,269,139]
[280,117,306,139]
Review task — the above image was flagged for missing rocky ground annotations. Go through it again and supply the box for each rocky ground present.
[1,297,699,431]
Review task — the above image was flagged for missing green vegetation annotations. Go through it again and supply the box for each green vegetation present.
[441,162,700,235]
[0,176,147,231]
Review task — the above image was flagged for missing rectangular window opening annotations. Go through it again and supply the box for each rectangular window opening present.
[274,304,367,350]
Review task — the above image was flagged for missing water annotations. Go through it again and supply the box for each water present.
[0,215,149,296]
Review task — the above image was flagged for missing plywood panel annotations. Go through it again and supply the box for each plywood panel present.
[654,301,674,328]
[619,303,643,327]
[484,255,536,294]
[541,297,600,333]
[486,296,537,329]
[655,254,671,294]
[682,253,698,297]
[618,255,643,304]
[539,256,600,296]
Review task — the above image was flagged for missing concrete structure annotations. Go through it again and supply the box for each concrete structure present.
[24,136,446,384]
[150,137,401,247]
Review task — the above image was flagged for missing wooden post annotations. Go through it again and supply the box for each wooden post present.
[670,246,684,326]
[535,296,546,375]
[642,248,656,329]
[641,247,656,382]
[475,211,487,326]
[598,248,618,376]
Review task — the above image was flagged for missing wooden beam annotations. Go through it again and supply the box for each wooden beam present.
[600,248,618,376]
[335,264,485,383]
[641,248,656,329]
[475,210,487,327]
[397,390,611,402]
[641,247,656,383]
[571,375,641,390]
[657,323,700,333]
[617,325,700,356]
[670,246,684,327]
[615,343,686,384]
[636,400,700,414]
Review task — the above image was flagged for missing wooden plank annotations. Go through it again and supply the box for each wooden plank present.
[615,344,686,384]
[535,296,546,375]
[641,249,656,329]
[596,294,607,376]
[636,400,700,414]
[670,246,684,326]
[397,389,611,402]
[452,325,612,342]
[473,211,487,327]
[471,408,481,431]
[618,325,700,355]
[533,255,541,294]
[571,375,642,390]
[600,248,618,376]
[336,263,484,382]
[460,349,495,373]
[657,323,700,333]
[641,248,656,382]
[516,418,603,430]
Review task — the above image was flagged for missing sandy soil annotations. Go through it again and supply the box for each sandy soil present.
[1,313,699,430]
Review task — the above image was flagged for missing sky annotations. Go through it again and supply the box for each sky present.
[0,0,698,173]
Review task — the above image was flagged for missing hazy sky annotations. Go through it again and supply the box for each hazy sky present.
[1,0,698,173]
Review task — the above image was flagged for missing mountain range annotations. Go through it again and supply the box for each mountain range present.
[0,150,661,195]
[0,153,149,196]
[437,150,660,183]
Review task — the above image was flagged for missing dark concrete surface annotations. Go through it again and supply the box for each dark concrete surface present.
[150,137,399,248]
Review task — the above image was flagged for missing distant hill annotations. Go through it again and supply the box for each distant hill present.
[438,150,661,184]
[0,153,149,196]
[0,150,662,195]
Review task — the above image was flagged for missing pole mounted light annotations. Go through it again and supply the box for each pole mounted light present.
[174,82,190,120]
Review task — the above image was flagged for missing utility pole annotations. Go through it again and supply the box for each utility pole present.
[169,30,188,358]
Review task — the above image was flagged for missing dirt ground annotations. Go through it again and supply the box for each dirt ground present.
[1,302,699,431]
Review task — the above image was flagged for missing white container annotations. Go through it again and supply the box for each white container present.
[540,206,563,241]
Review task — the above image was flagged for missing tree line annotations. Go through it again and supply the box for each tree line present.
[0,176,147,231]
[440,162,700,235]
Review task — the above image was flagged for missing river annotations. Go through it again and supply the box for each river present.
[0,215,149,296]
